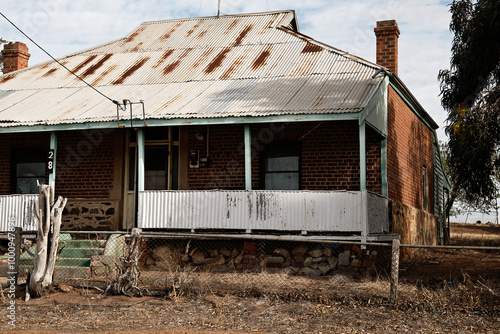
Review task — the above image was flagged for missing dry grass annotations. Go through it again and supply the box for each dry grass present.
[449,222,500,247]
[450,231,500,247]
[133,268,500,314]
[397,275,500,314]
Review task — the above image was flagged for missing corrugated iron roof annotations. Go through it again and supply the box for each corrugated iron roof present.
[0,10,385,128]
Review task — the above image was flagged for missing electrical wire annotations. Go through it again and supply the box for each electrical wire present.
[0,11,119,106]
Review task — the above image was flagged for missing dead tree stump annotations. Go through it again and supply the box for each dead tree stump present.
[28,182,67,299]
[106,228,143,297]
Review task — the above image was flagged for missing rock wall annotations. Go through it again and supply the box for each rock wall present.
[389,199,438,260]
[62,200,118,230]
[147,241,386,278]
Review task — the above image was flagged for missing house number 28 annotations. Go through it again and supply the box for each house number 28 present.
[47,149,54,173]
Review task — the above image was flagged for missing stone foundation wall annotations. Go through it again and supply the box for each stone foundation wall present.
[389,199,438,260]
[62,200,119,230]
[145,240,388,278]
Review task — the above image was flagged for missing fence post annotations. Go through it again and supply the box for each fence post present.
[14,227,22,286]
[389,238,400,305]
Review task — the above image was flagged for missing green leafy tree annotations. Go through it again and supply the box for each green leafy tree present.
[439,0,500,214]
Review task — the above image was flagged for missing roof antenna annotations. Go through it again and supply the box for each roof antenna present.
[217,0,221,17]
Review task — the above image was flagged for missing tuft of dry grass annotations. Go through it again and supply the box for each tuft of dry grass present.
[397,275,500,313]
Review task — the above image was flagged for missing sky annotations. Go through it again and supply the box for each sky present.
[0,0,453,141]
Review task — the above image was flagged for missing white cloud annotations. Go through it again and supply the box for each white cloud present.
[0,0,453,139]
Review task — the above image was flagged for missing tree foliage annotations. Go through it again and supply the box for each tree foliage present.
[439,0,500,209]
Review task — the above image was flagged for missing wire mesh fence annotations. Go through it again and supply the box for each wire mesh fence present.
[2,228,500,303]
[449,210,499,225]
[4,230,393,294]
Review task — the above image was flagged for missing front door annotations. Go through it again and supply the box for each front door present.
[122,127,179,229]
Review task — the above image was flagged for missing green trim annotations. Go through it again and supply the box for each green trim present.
[137,128,145,192]
[244,125,252,190]
[359,122,366,190]
[360,76,389,138]
[381,138,387,197]
[389,82,435,130]
[49,132,57,188]
[0,113,360,134]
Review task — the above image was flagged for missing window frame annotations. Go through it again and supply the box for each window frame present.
[261,141,302,190]
[11,148,47,194]
[422,165,428,211]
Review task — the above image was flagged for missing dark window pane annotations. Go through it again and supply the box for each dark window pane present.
[12,149,46,194]
[267,156,299,172]
[262,141,301,190]
[145,127,169,141]
[145,146,168,170]
[17,162,45,177]
[17,177,45,194]
[145,146,168,190]
[171,127,179,141]
[130,129,137,143]
[171,146,179,190]
[145,170,167,190]
[265,173,299,190]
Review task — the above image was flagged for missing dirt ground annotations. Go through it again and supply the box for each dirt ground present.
[399,223,500,282]
[1,223,500,333]
[1,286,499,334]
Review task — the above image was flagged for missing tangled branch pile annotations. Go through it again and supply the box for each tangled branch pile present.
[106,228,143,297]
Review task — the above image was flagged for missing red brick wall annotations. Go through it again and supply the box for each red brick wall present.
[387,86,435,213]
[298,121,360,190]
[0,132,50,194]
[366,127,382,194]
[55,130,116,199]
[188,125,246,189]
[0,129,119,200]
[187,121,382,192]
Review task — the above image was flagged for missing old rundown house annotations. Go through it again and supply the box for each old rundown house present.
[0,10,449,247]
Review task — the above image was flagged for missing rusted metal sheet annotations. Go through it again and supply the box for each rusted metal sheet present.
[0,10,384,129]
[0,195,38,232]
[138,190,388,235]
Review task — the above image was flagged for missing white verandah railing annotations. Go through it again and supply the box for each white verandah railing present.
[138,190,389,239]
[0,191,390,240]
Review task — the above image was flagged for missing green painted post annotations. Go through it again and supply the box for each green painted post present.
[381,138,388,196]
[359,122,366,190]
[137,128,145,192]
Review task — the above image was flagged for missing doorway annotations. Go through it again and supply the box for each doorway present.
[122,127,179,229]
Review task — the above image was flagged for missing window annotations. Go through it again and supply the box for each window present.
[422,166,428,211]
[145,145,169,190]
[262,142,301,190]
[12,149,46,194]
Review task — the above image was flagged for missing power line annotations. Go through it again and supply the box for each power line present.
[0,11,119,106]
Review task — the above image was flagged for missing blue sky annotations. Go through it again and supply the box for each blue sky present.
[0,0,453,140]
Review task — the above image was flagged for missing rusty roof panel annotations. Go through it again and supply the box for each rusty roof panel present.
[112,56,151,85]
[81,54,113,78]
[0,10,386,129]
[71,55,99,74]
[302,42,323,54]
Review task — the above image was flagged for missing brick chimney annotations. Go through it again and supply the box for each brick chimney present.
[374,20,400,75]
[2,42,30,74]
